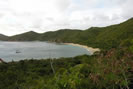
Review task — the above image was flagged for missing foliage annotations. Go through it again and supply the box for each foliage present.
[0,52,133,89]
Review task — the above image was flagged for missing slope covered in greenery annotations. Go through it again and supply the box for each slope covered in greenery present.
[38,18,133,49]
[39,29,82,42]
[9,31,40,41]
[0,48,133,89]
[0,34,8,41]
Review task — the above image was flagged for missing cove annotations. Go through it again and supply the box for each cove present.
[0,41,91,62]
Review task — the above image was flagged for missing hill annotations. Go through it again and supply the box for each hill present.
[39,18,133,50]
[39,29,82,42]
[0,34,8,41]
[9,31,40,41]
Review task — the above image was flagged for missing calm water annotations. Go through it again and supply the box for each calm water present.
[0,41,90,62]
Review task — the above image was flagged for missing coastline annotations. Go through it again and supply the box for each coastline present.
[63,43,100,55]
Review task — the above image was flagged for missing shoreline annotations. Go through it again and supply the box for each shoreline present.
[63,43,100,55]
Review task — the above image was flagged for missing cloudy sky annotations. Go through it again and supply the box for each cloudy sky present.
[0,0,133,36]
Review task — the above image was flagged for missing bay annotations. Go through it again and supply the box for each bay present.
[0,41,90,62]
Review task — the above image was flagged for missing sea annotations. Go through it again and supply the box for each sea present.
[0,41,90,62]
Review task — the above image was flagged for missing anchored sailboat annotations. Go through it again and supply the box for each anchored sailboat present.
[16,50,21,53]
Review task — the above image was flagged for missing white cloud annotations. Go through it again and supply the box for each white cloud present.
[0,0,132,36]
[55,0,71,12]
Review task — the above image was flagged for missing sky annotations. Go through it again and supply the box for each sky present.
[0,0,133,36]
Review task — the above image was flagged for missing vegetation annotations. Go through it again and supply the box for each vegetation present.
[0,49,133,89]
[9,31,40,41]
[0,18,133,89]
[0,34,8,41]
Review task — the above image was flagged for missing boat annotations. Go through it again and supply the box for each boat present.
[16,50,21,53]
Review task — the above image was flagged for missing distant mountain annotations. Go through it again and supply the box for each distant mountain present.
[4,17,133,50]
[39,29,82,42]
[38,18,133,49]
[9,31,40,41]
[0,34,8,41]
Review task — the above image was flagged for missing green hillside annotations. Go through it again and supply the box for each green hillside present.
[39,18,133,49]
[0,34,8,41]
[39,29,82,42]
[9,31,40,41]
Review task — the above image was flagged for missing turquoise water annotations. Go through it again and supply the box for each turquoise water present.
[0,41,90,62]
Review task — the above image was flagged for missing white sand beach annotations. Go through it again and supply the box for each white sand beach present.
[64,43,100,55]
